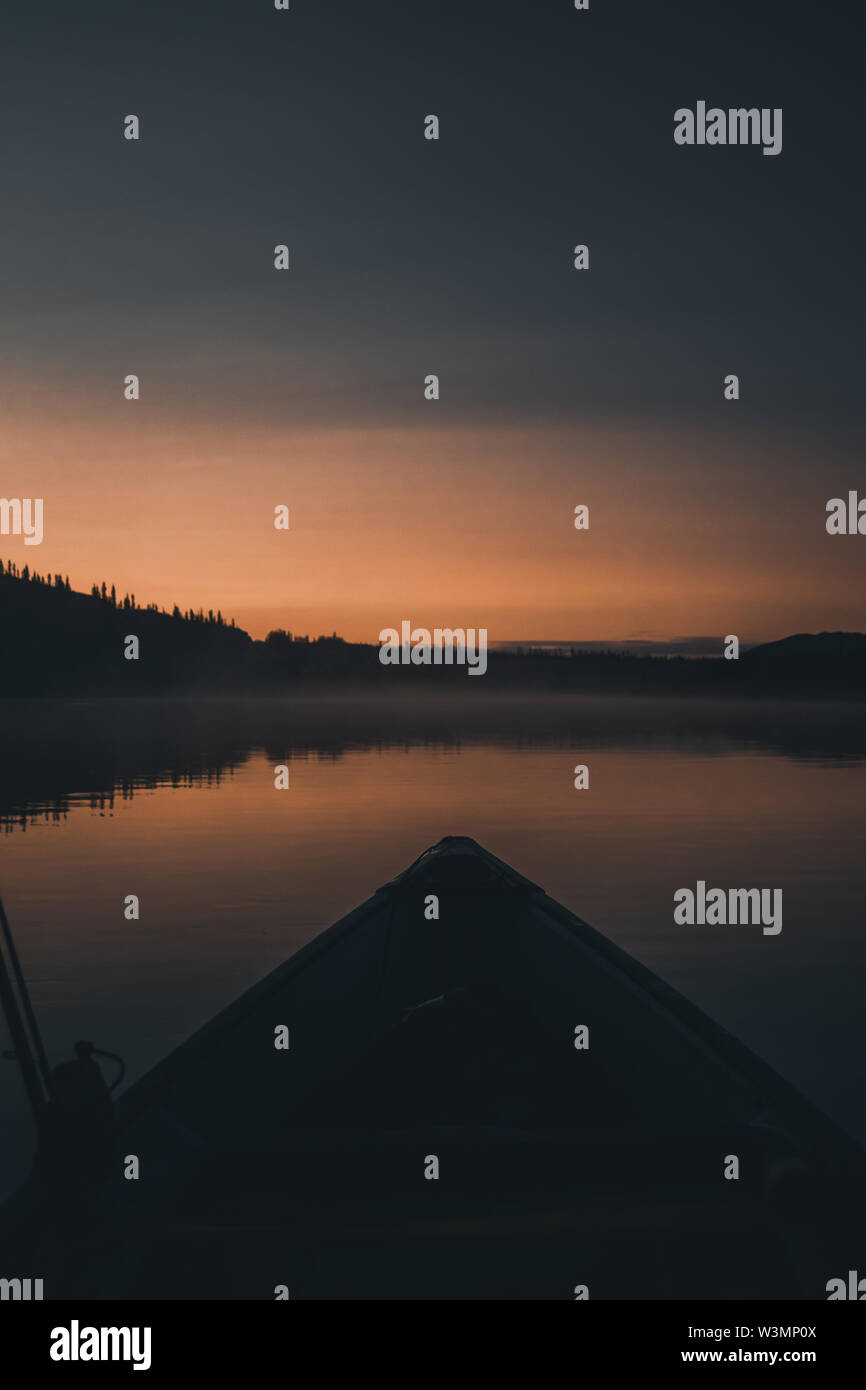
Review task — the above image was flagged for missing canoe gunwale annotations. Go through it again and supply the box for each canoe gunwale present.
[535,893,866,1169]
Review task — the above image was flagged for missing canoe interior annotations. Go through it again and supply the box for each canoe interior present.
[6,837,864,1299]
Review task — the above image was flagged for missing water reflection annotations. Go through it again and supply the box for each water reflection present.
[2,694,864,829]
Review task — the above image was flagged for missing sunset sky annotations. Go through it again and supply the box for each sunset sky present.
[2,0,864,644]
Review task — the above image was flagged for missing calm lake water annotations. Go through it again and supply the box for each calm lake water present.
[1,694,864,1200]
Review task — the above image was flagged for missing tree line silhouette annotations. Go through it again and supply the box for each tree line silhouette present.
[0,559,238,627]
[1,560,865,698]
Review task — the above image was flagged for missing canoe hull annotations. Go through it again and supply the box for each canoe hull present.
[3,837,863,1300]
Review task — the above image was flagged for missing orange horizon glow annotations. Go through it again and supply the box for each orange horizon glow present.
[2,397,863,646]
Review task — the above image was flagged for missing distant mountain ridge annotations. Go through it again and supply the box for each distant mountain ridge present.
[744,632,866,661]
[1,561,864,699]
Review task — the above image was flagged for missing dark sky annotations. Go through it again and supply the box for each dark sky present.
[1,0,864,640]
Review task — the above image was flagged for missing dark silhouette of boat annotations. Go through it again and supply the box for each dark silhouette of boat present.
[2,837,863,1299]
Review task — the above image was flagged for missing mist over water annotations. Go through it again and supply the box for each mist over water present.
[1,694,864,1199]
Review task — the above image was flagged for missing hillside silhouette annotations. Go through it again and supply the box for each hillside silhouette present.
[1,561,865,698]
